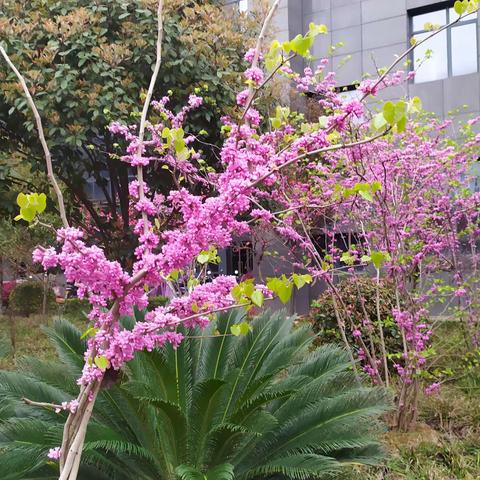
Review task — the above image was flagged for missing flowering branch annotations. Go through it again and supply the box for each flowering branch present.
[242,0,280,121]
[360,7,479,101]
[249,128,391,189]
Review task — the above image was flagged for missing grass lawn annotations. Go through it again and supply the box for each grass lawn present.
[0,311,87,370]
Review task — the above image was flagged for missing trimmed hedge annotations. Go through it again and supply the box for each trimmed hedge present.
[310,276,401,351]
[63,298,91,320]
[9,281,56,316]
[146,295,169,311]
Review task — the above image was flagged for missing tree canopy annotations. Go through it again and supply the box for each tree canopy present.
[0,0,266,252]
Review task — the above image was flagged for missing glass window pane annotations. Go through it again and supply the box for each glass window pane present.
[413,30,448,83]
[449,7,477,22]
[452,23,478,76]
[412,10,446,32]
[239,0,248,12]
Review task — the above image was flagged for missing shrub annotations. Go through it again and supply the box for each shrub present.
[310,276,401,351]
[146,294,169,311]
[63,298,91,320]
[8,281,56,316]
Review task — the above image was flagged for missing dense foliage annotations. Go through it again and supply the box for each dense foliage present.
[310,277,401,353]
[0,311,389,479]
[0,0,266,251]
[9,280,56,316]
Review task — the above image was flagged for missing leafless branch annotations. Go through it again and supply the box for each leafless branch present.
[136,0,164,235]
[0,46,69,228]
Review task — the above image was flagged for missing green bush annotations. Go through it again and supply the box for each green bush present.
[146,294,169,311]
[310,276,401,351]
[8,281,56,316]
[63,298,91,320]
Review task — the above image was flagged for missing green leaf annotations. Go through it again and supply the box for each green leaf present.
[396,115,407,133]
[340,252,355,266]
[394,101,407,122]
[80,327,98,340]
[175,465,204,480]
[382,101,396,124]
[251,290,264,307]
[290,34,314,57]
[230,321,251,336]
[16,192,28,208]
[197,252,210,264]
[37,193,47,213]
[94,355,109,370]
[277,280,293,304]
[372,113,387,130]
[308,22,328,35]
[370,251,391,269]
[409,96,422,113]
[20,205,36,222]
[358,189,373,202]
[292,273,313,289]
[271,117,281,129]
[371,181,382,193]
[267,276,293,304]
[167,269,180,281]
[454,0,467,15]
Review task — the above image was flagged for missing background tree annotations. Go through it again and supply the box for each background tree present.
[0,0,267,255]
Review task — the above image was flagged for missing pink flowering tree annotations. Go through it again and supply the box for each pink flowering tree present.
[2,0,480,476]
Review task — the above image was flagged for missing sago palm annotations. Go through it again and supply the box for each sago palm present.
[0,310,390,479]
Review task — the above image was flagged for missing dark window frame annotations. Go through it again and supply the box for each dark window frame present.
[408,1,479,81]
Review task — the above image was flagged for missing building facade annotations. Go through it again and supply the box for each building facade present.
[226,0,480,314]
[270,0,480,124]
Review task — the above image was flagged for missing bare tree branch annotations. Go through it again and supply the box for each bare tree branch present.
[0,46,69,228]
[136,0,164,235]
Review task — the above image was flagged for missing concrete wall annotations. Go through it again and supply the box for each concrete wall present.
[272,0,480,129]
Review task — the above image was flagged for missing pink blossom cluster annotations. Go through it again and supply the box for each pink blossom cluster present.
[55,400,79,414]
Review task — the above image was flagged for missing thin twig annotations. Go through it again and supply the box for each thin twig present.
[243,0,280,122]
[0,46,69,228]
[22,397,62,410]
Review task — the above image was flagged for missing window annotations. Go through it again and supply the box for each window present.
[239,0,248,12]
[225,0,248,12]
[226,241,254,277]
[410,5,478,83]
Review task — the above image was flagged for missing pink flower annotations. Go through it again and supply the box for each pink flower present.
[244,67,264,85]
[48,447,61,460]
[244,48,262,63]
[188,94,203,109]
[245,108,261,126]
[236,89,250,106]
[424,382,440,395]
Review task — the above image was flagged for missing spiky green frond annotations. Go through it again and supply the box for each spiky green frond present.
[0,311,389,480]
